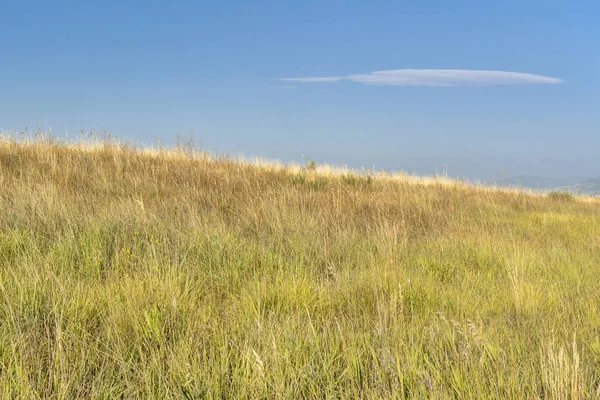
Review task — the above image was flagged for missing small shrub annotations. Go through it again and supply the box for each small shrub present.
[307,178,327,191]
[291,173,305,185]
[547,191,575,202]
[303,157,317,171]
[341,174,373,188]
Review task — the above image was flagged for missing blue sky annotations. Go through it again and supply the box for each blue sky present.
[1,0,599,180]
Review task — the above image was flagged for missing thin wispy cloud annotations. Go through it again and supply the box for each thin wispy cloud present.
[278,69,562,87]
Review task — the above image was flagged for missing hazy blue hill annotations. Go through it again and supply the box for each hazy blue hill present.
[508,175,588,189]
[562,177,600,195]
[507,175,600,195]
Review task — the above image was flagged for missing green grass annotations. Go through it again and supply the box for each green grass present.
[0,136,599,398]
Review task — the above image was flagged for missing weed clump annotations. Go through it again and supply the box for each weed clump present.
[291,173,305,185]
[547,191,575,202]
[307,177,327,191]
[341,173,373,188]
[302,157,317,171]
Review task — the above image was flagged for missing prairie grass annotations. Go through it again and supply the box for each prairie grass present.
[0,135,599,398]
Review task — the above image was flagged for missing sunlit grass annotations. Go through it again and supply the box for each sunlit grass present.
[0,134,598,398]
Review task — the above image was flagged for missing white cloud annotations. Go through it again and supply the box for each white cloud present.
[278,69,562,87]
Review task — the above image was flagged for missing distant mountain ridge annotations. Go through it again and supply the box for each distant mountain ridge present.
[508,175,600,195]
[559,177,600,195]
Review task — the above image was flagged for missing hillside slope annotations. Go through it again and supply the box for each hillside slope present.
[0,138,599,398]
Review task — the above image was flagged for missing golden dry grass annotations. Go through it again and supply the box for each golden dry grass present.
[0,135,599,398]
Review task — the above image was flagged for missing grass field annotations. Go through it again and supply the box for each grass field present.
[0,135,599,398]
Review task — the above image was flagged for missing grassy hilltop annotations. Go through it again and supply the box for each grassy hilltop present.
[0,136,599,398]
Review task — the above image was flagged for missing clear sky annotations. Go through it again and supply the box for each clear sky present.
[1,0,598,180]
